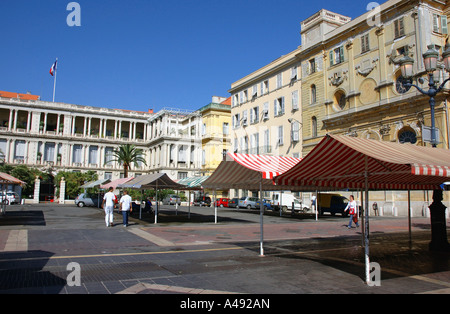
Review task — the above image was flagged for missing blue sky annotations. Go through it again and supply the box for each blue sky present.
[0,0,374,112]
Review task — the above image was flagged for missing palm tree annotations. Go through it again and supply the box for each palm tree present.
[109,144,147,178]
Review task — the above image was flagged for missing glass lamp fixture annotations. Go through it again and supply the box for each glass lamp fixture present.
[422,44,439,73]
[442,43,450,72]
[399,55,414,79]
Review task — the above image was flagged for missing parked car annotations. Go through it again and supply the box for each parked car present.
[256,199,274,210]
[0,191,20,205]
[317,193,349,216]
[238,196,259,209]
[214,198,229,208]
[75,193,101,207]
[162,194,181,206]
[227,198,239,208]
[193,196,211,207]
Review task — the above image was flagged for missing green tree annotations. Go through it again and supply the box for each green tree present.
[0,164,46,197]
[108,144,146,178]
[55,171,98,199]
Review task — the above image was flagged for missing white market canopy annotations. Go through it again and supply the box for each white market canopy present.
[117,173,185,190]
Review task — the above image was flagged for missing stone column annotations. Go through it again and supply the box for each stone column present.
[59,177,65,204]
[33,176,40,204]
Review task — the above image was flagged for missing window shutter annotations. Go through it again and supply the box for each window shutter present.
[442,15,448,34]
[433,14,440,33]
[399,17,404,36]
[274,99,278,116]
[329,50,334,66]
[339,46,345,63]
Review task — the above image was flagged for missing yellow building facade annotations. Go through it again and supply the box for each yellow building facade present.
[199,96,232,176]
[228,0,450,214]
[298,0,450,216]
[300,0,450,153]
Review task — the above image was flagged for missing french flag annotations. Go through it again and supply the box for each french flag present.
[50,60,57,76]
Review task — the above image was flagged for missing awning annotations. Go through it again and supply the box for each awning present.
[177,176,209,190]
[0,172,26,186]
[118,173,185,190]
[81,179,111,189]
[274,134,450,191]
[274,134,450,285]
[100,177,134,190]
[203,152,301,191]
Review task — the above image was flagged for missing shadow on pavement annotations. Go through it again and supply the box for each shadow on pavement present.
[0,210,46,226]
[0,250,66,293]
[233,232,450,283]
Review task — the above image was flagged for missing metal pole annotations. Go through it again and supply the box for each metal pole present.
[408,190,412,245]
[260,176,264,256]
[364,156,371,285]
[430,95,437,147]
[214,190,217,224]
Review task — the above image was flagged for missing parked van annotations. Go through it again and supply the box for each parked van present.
[317,193,349,216]
[272,192,303,213]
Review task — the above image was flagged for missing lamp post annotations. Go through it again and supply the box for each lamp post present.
[399,44,450,252]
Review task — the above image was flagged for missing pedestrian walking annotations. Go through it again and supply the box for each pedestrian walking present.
[373,202,379,216]
[344,195,359,229]
[119,190,133,227]
[102,187,115,227]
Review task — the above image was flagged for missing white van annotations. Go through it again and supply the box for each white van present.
[272,192,303,213]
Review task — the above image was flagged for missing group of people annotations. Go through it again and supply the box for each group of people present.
[101,187,133,227]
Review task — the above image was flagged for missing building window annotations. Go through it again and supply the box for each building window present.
[292,90,299,111]
[311,85,316,104]
[394,17,405,39]
[274,97,285,116]
[250,106,259,124]
[223,122,229,135]
[330,46,344,66]
[252,85,258,99]
[361,34,370,53]
[277,126,284,146]
[276,73,283,89]
[14,140,26,162]
[291,121,300,142]
[291,66,298,81]
[233,113,240,129]
[311,116,318,138]
[398,127,417,144]
[309,58,316,74]
[334,90,347,110]
[395,74,411,94]
[433,14,448,34]
[261,80,269,95]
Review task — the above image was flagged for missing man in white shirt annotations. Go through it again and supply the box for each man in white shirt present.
[102,187,116,227]
[119,190,133,227]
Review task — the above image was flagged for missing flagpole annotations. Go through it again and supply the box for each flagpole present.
[52,58,58,102]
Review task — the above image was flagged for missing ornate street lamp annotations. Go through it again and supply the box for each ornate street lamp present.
[399,44,450,148]
[399,43,450,252]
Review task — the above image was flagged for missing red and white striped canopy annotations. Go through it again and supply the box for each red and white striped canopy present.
[229,153,301,179]
[203,152,301,190]
[274,134,450,190]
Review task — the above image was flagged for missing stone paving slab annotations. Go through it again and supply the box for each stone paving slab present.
[0,204,448,295]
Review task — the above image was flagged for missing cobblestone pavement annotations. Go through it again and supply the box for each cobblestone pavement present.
[0,203,449,296]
